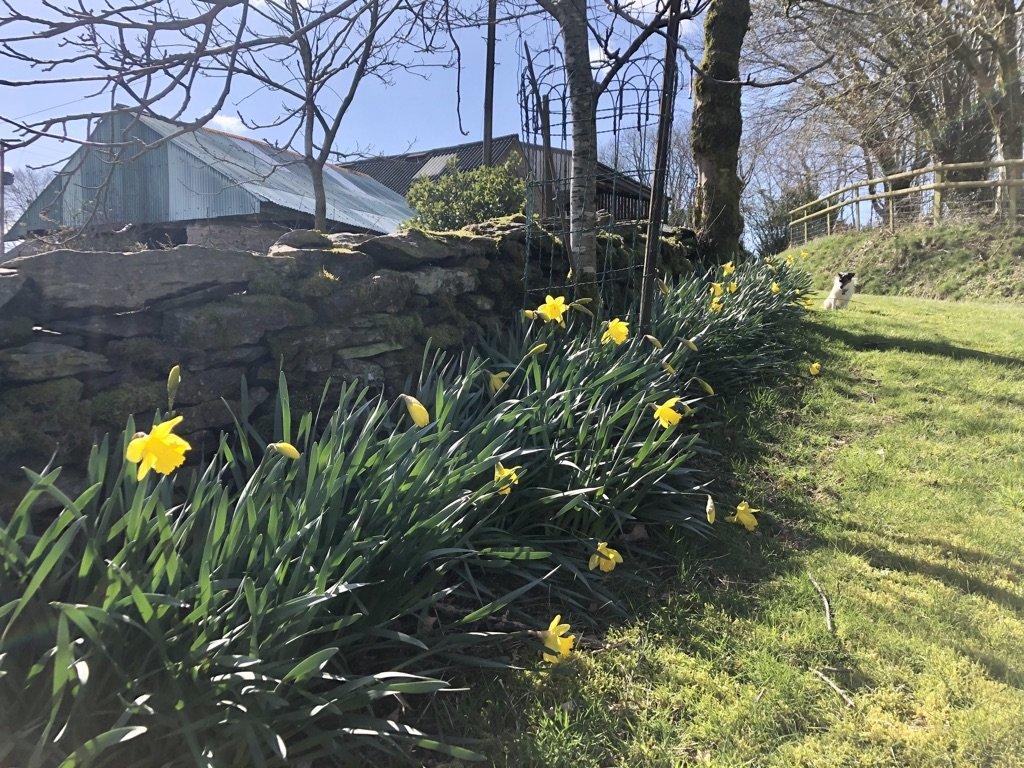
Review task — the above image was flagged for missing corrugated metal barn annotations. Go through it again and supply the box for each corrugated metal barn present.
[6,113,415,247]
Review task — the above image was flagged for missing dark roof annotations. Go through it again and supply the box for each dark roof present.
[340,134,649,198]
[341,134,523,195]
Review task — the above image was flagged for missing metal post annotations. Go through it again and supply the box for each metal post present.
[933,169,943,225]
[481,0,497,166]
[638,0,681,333]
[0,141,6,261]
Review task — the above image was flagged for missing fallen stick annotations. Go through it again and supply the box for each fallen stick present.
[810,668,855,708]
[807,572,835,634]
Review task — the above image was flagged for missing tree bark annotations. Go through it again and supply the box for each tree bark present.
[556,1,598,299]
[691,0,750,261]
[310,159,328,231]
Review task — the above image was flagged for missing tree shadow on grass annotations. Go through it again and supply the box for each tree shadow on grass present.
[816,325,1024,368]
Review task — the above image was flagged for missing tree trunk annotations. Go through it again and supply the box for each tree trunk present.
[555,1,598,300]
[309,159,328,231]
[691,0,750,261]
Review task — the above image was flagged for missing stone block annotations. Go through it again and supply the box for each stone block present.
[163,294,314,349]
[410,266,478,297]
[5,245,275,314]
[0,269,26,313]
[0,341,111,383]
[49,312,159,340]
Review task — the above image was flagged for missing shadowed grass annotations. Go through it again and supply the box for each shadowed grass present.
[434,294,1024,767]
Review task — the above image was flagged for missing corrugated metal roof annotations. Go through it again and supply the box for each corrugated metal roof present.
[141,117,414,233]
[6,115,415,239]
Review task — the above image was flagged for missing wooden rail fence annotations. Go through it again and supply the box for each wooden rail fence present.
[789,159,1024,245]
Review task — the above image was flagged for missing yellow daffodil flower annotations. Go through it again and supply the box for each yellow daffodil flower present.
[652,396,683,428]
[800,250,809,259]
[489,371,510,395]
[722,261,736,276]
[126,416,191,481]
[270,441,301,460]
[536,295,568,325]
[166,364,181,410]
[727,280,739,294]
[494,461,522,495]
[809,361,822,376]
[727,501,760,532]
[602,318,629,345]
[541,615,575,663]
[709,298,724,313]
[706,495,716,524]
[710,282,724,298]
[785,255,795,267]
[400,394,430,427]
[588,541,623,573]
[771,282,781,294]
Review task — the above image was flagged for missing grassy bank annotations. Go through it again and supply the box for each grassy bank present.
[441,294,1024,767]
[787,219,1024,302]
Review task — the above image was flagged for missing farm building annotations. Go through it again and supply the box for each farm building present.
[5,113,415,252]
[342,134,653,222]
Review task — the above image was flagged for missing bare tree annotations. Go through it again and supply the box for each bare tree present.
[209,0,433,230]
[1,167,52,233]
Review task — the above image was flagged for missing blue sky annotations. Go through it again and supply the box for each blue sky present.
[1,2,696,174]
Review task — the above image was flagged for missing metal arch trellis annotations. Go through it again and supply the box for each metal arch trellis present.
[516,29,669,310]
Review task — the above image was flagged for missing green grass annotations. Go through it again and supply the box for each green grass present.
[787,219,1024,301]
[436,294,1024,767]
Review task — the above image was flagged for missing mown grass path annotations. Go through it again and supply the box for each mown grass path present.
[445,295,1024,767]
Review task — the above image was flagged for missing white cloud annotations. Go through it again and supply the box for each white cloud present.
[209,114,248,133]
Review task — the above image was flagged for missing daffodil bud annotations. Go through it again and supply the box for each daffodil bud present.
[694,377,715,396]
[400,394,430,427]
[644,334,663,349]
[683,338,698,352]
[523,309,538,320]
[270,441,301,460]
[526,342,548,357]
[705,495,716,524]
[167,364,181,411]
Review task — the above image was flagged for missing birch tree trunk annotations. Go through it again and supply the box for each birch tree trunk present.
[554,0,599,300]
[691,0,750,261]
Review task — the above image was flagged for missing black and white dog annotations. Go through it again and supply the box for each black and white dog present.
[823,271,856,310]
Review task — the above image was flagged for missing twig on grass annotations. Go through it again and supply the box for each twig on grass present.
[807,572,834,633]
[810,668,855,709]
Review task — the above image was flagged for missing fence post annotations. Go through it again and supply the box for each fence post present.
[1009,165,1019,221]
[854,186,861,230]
[933,169,943,225]
[826,205,832,236]
[888,186,895,232]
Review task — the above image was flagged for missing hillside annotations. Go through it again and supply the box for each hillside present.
[784,220,1024,302]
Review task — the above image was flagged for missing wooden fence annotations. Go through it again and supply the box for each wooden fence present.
[789,159,1024,245]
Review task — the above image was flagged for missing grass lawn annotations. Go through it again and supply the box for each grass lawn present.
[433,294,1024,767]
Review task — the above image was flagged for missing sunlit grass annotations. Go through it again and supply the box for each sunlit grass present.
[440,294,1024,767]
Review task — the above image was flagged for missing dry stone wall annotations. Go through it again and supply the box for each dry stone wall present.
[0,216,692,503]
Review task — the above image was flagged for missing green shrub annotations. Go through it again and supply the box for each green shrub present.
[406,157,526,230]
[0,261,810,766]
